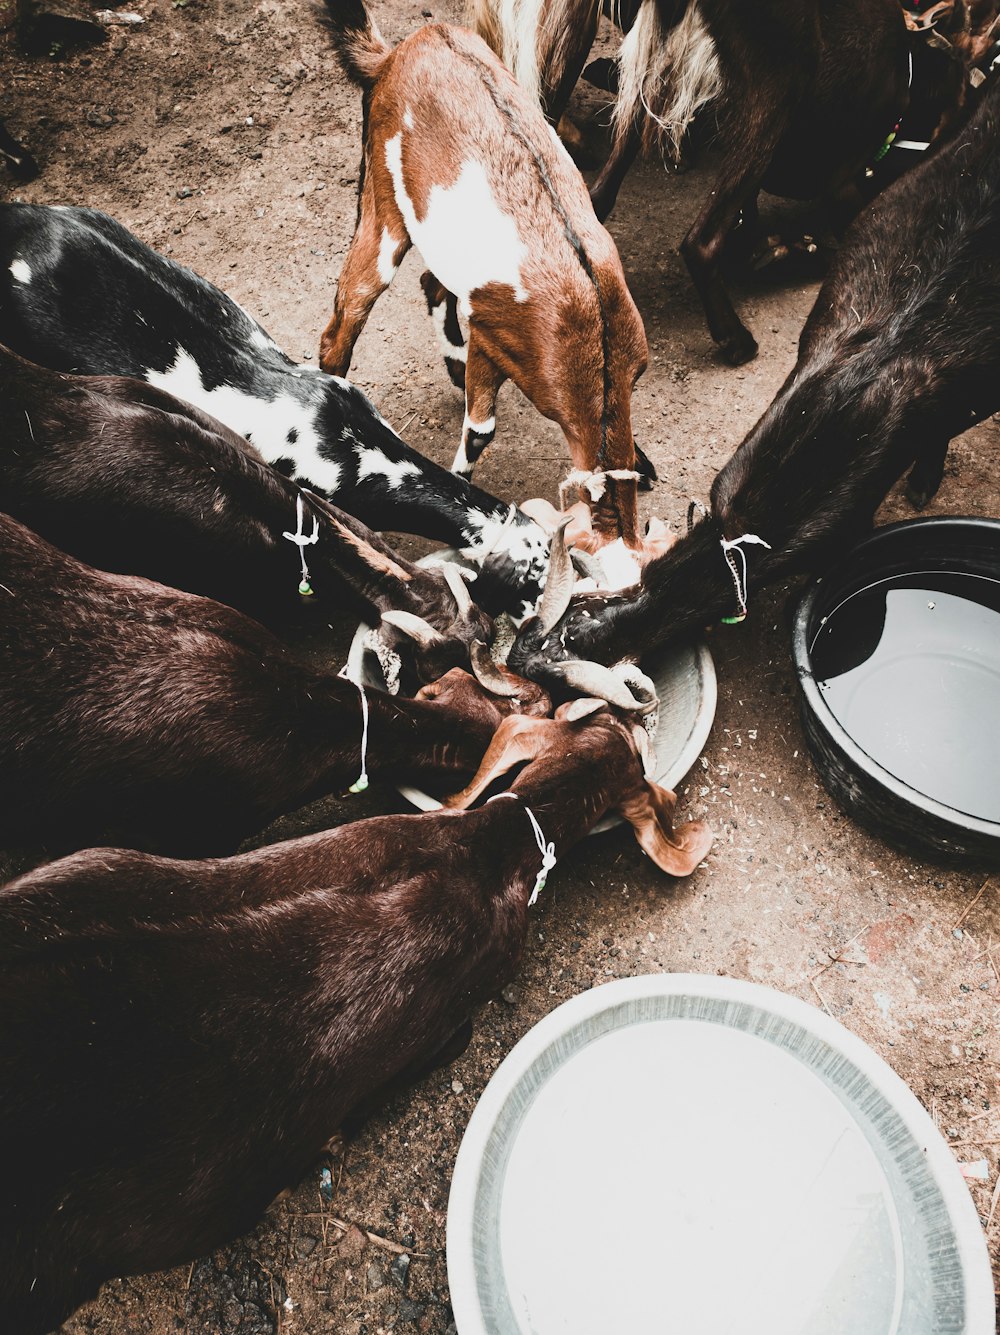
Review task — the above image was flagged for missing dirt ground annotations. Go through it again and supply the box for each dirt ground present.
[2,1,999,1330]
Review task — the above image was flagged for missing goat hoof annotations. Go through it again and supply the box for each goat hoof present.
[719,331,758,366]
[905,481,933,510]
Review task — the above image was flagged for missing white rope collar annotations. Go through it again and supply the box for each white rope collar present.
[687,500,772,623]
[559,467,643,508]
[348,682,369,794]
[487,793,556,906]
[720,533,772,622]
[282,493,319,596]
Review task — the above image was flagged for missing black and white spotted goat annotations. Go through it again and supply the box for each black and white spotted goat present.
[0,204,548,615]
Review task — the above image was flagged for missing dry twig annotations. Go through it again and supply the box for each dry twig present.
[951,877,992,933]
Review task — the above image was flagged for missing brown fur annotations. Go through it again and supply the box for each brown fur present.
[318,7,649,548]
[0,512,545,857]
[0,705,708,1335]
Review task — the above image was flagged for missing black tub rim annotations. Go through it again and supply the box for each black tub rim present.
[792,515,1000,847]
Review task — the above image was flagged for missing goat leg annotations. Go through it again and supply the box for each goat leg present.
[590,118,642,221]
[905,435,950,509]
[452,336,504,479]
[680,109,793,365]
[319,190,410,375]
[420,270,466,390]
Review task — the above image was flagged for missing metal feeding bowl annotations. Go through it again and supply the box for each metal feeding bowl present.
[793,517,1000,865]
[446,974,996,1335]
[348,550,716,831]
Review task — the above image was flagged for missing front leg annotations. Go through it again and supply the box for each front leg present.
[451,337,504,479]
[319,185,410,377]
[680,92,793,365]
[906,436,950,509]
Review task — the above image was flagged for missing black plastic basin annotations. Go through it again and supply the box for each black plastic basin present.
[793,517,1000,866]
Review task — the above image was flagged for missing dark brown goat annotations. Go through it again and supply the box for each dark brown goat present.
[0,345,490,681]
[471,0,965,365]
[0,703,710,1335]
[0,513,546,856]
[510,75,1000,683]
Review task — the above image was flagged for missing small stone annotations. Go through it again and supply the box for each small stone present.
[500,985,519,1005]
[953,928,964,939]
[366,1261,385,1291]
[295,1235,318,1258]
[451,1079,464,1094]
[176,186,193,199]
[390,1253,410,1289]
[86,110,114,127]
[398,1297,426,1324]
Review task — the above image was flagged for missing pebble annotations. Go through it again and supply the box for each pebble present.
[500,985,520,1005]
[86,111,115,128]
[176,187,194,199]
[366,1262,384,1291]
[390,1253,410,1290]
[451,1079,464,1094]
[294,1235,318,1258]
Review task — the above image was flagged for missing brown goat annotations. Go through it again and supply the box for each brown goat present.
[318,0,650,552]
[0,700,709,1335]
[0,512,546,857]
[0,344,492,682]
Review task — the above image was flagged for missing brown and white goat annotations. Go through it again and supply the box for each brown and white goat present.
[318,0,650,552]
[0,701,709,1335]
[0,512,547,857]
[0,345,491,681]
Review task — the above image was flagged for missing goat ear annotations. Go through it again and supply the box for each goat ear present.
[444,715,558,809]
[618,781,713,877]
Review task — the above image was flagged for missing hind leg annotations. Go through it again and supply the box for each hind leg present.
[452,337,504,478]
[420,271,466,389]
[319,185,410,376]
[906,436,950,509]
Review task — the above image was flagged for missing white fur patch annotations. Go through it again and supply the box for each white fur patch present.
[384,134,529,315]
[463,414,496,439]
[430,300,466,363]
[451,439,473,475]
[146,346,343,494]
[613,0,721,161]
[591,537,642,590]
[403,107,414,130]
[377,226,401,285]
[9,259,31,284]
[460,505,548,568]
[354,443,420,489]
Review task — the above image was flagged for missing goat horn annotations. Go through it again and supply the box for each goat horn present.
[536,518,575,633]
[560,696,607,723]
[550,660,657,713]
[380,610,444,646]
[469,639,521,697]
[441,561,474,614]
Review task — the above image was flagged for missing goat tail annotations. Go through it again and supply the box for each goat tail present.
[466,0,546,104]
[319,0,391,89]
[611,0,722,160]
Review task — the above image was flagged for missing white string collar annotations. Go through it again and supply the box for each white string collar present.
[487,793,556,906]
[348,681,370,794]
[283,493,319,596]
